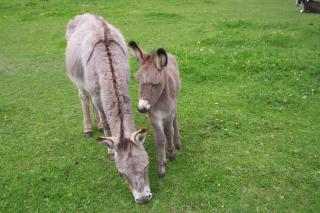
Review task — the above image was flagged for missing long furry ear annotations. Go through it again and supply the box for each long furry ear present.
[97,136,117,149]
[156,48,168,70]
[128,41,148,64]
[296,0,302,6]
[130,128,147,145]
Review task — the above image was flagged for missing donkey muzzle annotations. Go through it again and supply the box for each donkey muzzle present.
[132,186,152,204]
[138,99,150,113]
[135,193,152,204]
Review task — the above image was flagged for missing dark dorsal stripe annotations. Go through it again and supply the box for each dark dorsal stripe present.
[94,15,128,146]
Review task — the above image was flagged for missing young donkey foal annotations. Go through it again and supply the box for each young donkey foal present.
[129,41,181,178]
[65,14,152,203]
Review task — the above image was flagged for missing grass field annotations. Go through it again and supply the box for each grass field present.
[1,0,320,212]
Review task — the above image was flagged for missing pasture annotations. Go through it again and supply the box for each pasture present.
[1,0,319,212]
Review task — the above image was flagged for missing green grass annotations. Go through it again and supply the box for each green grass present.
[1,0,320,212]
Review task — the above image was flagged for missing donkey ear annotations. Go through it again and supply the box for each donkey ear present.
[128,41,148,64]
[130,128,147,145]
[296,0,302,6]
[156,48,168,70]
[97,136,117,149]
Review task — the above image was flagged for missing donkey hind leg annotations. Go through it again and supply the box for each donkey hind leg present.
[90,96,114,161]
[92,99,104,133]
[153,123,167,178]
[79,89,92,138]
[173,111,182,150]
[164,121,175,161]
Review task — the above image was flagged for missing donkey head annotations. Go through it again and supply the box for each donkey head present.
[128,41,168,113]
[97,128,152,203]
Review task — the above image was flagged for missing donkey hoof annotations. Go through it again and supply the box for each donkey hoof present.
[84,131,93,138]
[98,128,104,133]
[108,153,115,161]
[158,166,165,179]
[175,143,182,151]
[158,172,165,179]
[169,154,176,161]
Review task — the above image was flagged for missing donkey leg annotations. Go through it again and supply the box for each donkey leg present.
[164,121,175,161]
[91,96,114,160]
[173,111,182,150]
[92,101,104,132]
[79,89,92,138]
[90,95,111,136]
[151,121,167,178]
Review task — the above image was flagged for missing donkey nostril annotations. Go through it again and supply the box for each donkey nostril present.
[138,107,148,113]
[134,193,152,204]
[135,197,149,204]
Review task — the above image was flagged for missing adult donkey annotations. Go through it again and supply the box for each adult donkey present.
[129,41,181,178]
[65,14,152,203]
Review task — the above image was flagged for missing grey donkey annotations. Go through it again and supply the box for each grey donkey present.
[65,14,152,203]
[129,41,182,178]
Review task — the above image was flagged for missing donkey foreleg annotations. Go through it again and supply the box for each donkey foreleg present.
[79,89,92,138]
[91,95,114,160]
[152,121,167,178]
[92,101,104,132]
[90,95,111,136]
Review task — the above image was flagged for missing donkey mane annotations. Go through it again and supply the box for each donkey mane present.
[95,15,129,148]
